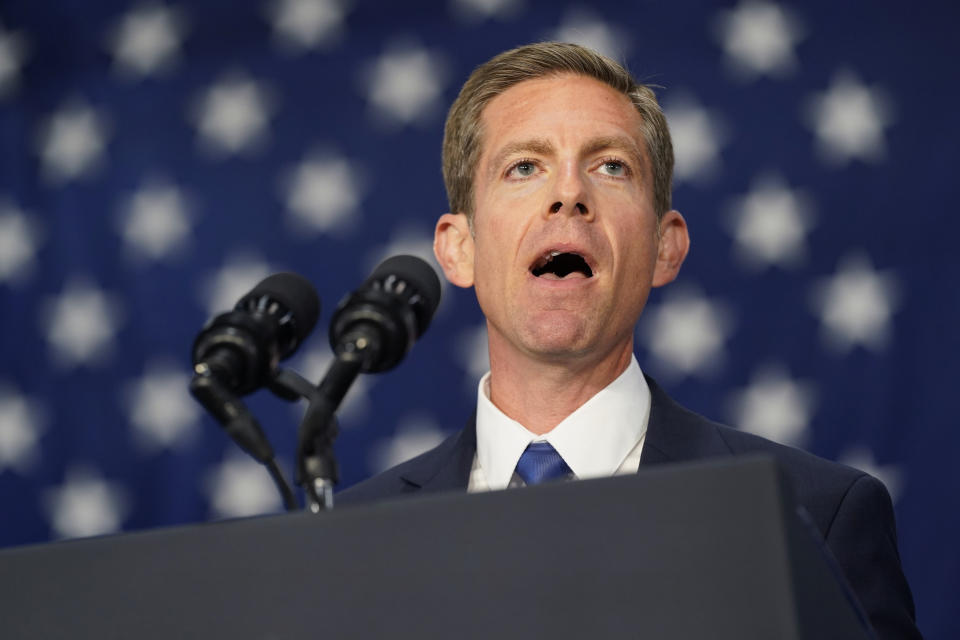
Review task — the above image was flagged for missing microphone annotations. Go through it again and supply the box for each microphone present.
[190,272,319,474]
[297,256,441,510]
[328,255,441,373]
[192,272,320,394]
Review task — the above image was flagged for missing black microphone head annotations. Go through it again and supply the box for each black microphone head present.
[368,255,441,337]
[237,272,320,348]
[193,271,320,395]
[329,255,441,373]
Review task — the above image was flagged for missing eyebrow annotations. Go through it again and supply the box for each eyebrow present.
[486,135,647,179]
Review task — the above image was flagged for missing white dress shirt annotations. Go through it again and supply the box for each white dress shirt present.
[468,355,651,492]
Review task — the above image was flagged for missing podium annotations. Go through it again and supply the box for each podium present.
[0,456,871,639]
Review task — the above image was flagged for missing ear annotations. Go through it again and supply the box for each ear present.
[652,210,690,288]
[434,213,475,288]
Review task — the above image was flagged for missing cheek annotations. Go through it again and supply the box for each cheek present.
[477,179,547,230]
[503,179,546,201]
[611,223,660,279]
[611,198,659,247]
[471,234,509,293]
[475,213,523,266]
[471,262,506,322]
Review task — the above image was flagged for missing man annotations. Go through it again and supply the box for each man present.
[340,42,920,638]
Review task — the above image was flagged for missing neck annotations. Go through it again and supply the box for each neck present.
[486,337,634,435]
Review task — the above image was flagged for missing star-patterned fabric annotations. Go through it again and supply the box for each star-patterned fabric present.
[0,2,956,637]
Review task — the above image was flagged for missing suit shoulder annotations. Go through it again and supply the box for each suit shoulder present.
[715,422,862,483]
[647,376,858,485]
[712,422,881,530]
[651,381,864,491]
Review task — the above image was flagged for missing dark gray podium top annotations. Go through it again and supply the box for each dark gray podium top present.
[0,456,869,639]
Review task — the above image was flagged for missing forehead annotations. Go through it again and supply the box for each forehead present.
[478,74,646,161]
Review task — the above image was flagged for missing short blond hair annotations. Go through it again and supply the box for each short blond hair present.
[442,42,674,221]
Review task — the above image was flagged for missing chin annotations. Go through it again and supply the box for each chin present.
[518,320,593,358]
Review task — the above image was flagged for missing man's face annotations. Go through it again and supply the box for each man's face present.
[437,73,687,366]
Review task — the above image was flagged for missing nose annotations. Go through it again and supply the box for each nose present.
[545,162,593,221]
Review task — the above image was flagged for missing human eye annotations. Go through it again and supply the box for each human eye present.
[505,158,539,179]
[596,157,631,178]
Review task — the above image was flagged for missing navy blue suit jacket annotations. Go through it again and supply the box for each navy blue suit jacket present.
[340,376,920,639]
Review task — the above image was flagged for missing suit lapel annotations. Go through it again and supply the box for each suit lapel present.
[640,375,734,467]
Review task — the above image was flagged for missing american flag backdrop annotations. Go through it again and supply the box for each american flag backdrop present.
[0,0,957,636]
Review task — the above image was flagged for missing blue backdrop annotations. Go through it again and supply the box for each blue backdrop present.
[0,1,956,637]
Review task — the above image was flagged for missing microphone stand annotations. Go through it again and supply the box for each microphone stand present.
[292,327,380,513]
[264,367,336,511]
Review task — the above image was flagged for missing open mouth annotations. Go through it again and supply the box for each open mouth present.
[530,251,594,279]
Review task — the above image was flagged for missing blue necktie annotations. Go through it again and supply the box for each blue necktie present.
[515,442,572,485]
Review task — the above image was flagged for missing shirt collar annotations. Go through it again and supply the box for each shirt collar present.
[475,355,651,490]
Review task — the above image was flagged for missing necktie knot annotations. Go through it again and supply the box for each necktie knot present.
[515,442,572,486]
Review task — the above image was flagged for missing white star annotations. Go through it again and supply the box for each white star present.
[456,323,489,387]
[450,0,523,22]
[362,41,447,128]
[838,447,904,503]
[205,451,282,518]
[294,345,373,423]
[36,100,110,184]
[727,365,816,446]
[125,360,201,452]
[804,70,894,165]
[810,252,900,353]
[191,71,275,157]
[638,288,734,378]
[0,201,42,285]
[106,2,188,78]
[664,96,727,184]
[723,173,815,269]
[549,8,629,60]
[266,0,350,52]
[0,385,45,473]
[199,253,271,316]
[714,1,805,80]
[43,278,123,368]
[281,151,364,235]
[118,180,194,261]
[369,412,446,473]
[43,466,130,539]
[0,22,29,98]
